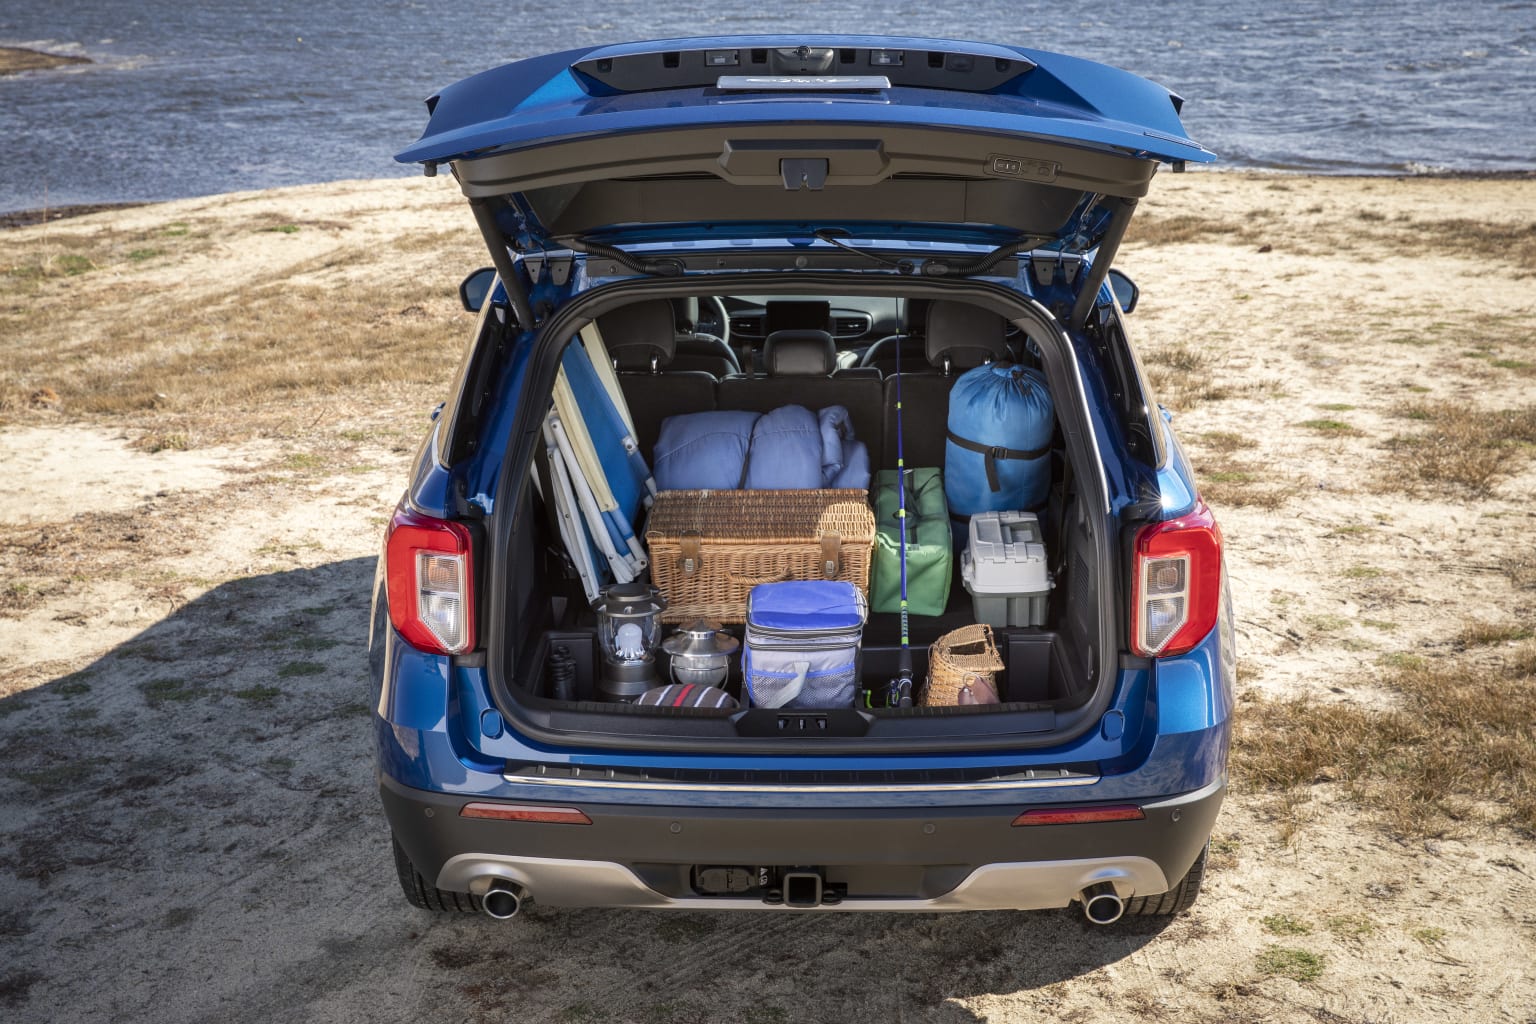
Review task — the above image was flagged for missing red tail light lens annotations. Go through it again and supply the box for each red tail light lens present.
[385,506,474,655]
[1131,499,1222,658]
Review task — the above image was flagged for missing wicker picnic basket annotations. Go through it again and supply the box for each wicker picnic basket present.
[645,489,875,623]
[924,623,1005,706]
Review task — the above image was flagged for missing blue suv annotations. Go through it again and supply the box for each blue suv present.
[371,35,1233,925]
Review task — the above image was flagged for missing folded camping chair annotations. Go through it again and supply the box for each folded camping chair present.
[537,325,657,601]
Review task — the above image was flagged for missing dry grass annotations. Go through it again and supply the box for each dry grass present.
[1124,214,1266,248]
[64,282,455,413]
[1140,343,1242,410]
[1197,468,1293,510]
[1233,640,1536,837]
[1458,621,1534,647]
[1377,401,1536,495]
[1,261,470,441]
[1410,218,1536,276]
[1128,202,1536,276]
[1254,947,1325,983]
[1195,431,1258,454]
[1187,431,1294,509]
[1504,550,1536,592]
[1,197,484,441]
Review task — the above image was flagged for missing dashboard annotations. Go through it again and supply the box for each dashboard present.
[696,295,907,366]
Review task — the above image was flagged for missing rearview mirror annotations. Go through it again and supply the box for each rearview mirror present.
[1107,269,1139,314]
[459,267,497,312]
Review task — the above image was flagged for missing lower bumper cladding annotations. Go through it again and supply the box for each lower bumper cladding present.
[381,773,1225,912]
[439,852,1171,912]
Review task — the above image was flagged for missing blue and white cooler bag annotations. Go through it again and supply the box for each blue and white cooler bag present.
[742,580,868,709]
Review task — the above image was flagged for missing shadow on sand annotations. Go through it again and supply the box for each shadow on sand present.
[0,556,1182,1023]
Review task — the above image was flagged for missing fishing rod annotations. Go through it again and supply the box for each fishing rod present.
[888,318,915,709]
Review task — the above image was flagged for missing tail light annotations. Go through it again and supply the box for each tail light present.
[1130,499,1222,658]
[385,506,475,655]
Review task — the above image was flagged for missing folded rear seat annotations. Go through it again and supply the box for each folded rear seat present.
[716,330,884,467]
[882,301,1011,469]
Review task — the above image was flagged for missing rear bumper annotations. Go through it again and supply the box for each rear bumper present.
[381,772,1224,911]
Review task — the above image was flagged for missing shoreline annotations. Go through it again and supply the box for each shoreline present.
[4,166,1535,229]
[0,45,91,76]
[0,201,147,230]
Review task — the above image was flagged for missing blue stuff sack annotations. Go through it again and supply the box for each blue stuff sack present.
[944,363,1054,515]
[743,581,868,709]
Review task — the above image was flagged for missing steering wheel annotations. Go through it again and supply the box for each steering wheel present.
[706,295,731,347]
[858,334,918,369]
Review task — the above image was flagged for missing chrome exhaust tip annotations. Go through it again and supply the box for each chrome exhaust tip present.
[481,881,524,920]
[1080,882,1125,925]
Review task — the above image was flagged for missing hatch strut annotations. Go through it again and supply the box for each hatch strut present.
[468,198,535,328]
[1069,196,1137,329]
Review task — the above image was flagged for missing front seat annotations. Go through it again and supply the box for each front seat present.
[670,334,740,377]
[599,299,740,377]
[858,299,932,375]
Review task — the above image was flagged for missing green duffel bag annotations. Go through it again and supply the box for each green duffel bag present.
[871,467,953,617]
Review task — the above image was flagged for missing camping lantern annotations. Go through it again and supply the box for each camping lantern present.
[661,620,740,687]
[593,581,667,701]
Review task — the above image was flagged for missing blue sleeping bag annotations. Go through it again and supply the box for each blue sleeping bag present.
[945,363,1054,514]
[653,405,870,491]
[649,410,761,490]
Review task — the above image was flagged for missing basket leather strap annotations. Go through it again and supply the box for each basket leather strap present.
[679,531,703,576]
[946,430,1049,492]
[819,532,841,579]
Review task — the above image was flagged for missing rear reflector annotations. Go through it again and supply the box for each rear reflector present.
[459,802,592,825]
[1012,804,1145,826]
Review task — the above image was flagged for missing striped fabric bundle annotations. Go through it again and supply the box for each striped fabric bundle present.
[636,684,739,710]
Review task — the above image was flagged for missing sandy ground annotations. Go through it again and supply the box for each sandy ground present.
[1,173,1533,1023]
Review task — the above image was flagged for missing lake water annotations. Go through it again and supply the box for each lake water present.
[2,0,1534,212]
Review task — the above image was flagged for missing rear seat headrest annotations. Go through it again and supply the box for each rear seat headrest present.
[926,301,1009,372]
[764,330,836,376]
[598,300,678,371]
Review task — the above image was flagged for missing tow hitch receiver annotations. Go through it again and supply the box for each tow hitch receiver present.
[765,869,843,908]
[781,871,822,908]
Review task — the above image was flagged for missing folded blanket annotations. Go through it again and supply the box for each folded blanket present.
[819,406,870,489]
[651,410,761,490]
[653,404,870,492]
[743,405,822,490]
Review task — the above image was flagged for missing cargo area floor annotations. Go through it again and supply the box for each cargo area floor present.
[862,583,980,648]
